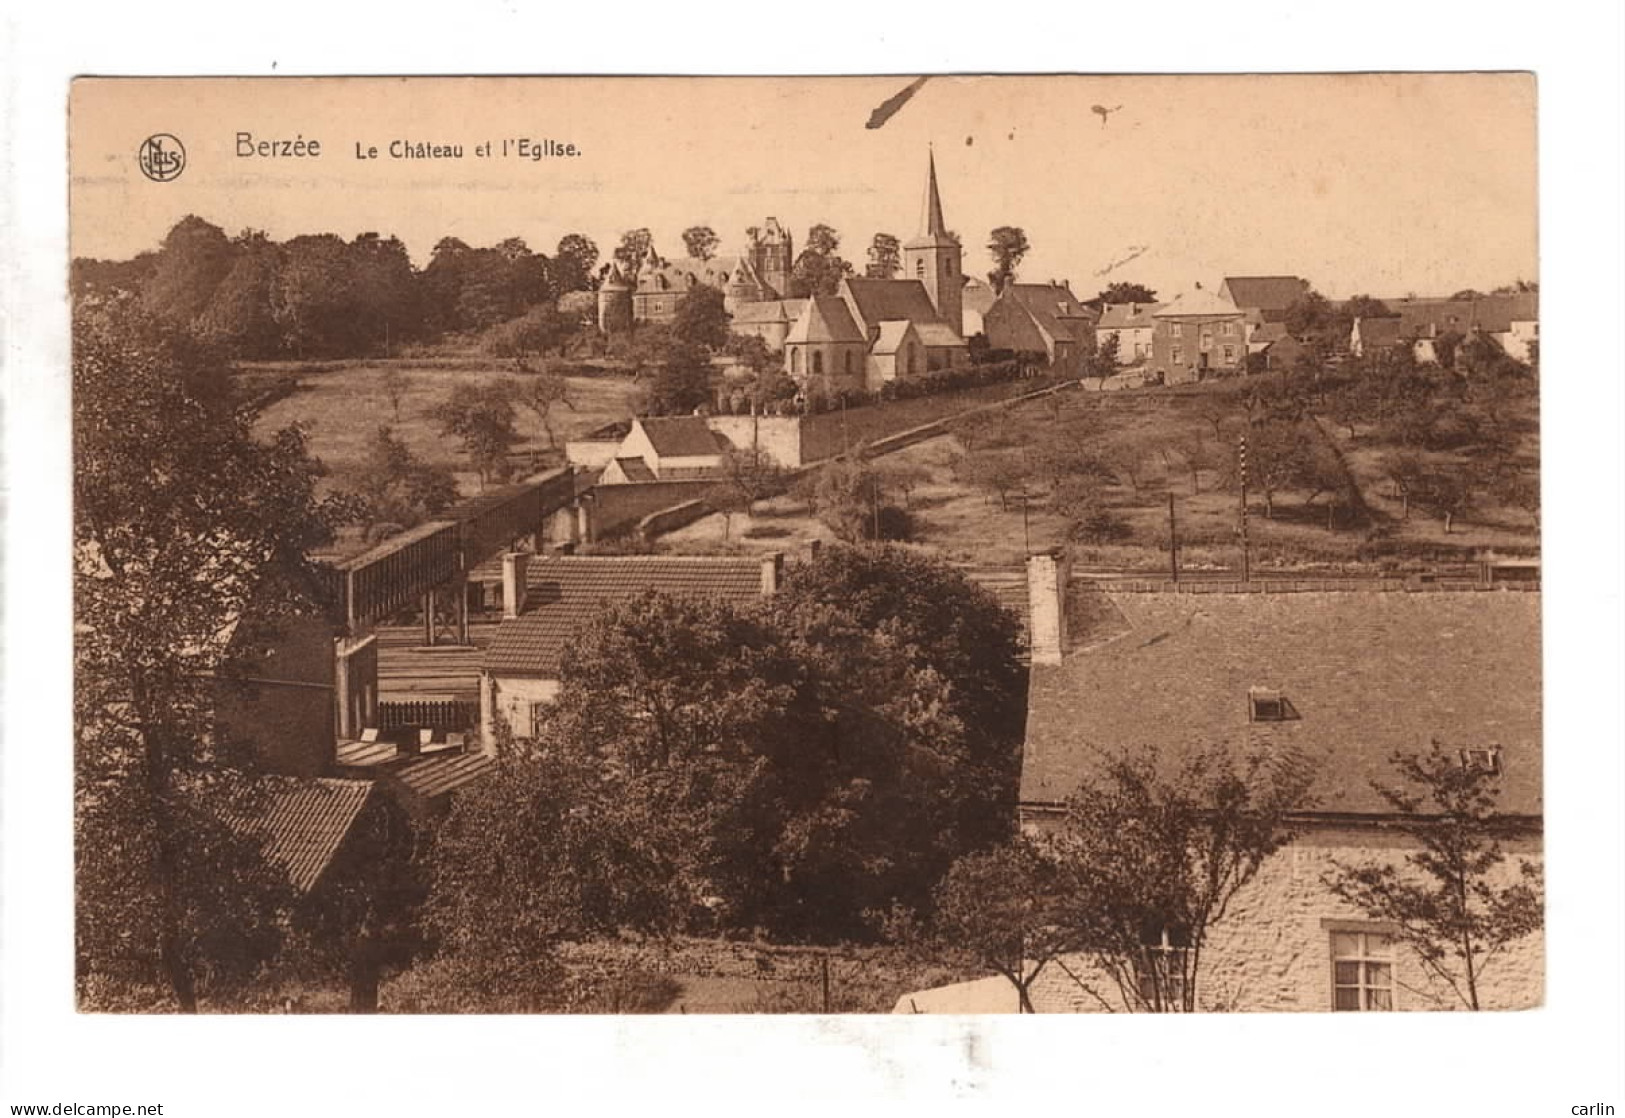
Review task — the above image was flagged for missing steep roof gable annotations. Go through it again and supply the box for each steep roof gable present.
[841,277,945,335]
[1220,275,1310,311]
[636,417,726,458]
[787,294,865,344]
[260,778,375,893]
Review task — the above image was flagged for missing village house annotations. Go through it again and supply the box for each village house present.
[900,553,1542,1013]
[982,281,1098,375]
[1095,301,1161,364]
[1357,293,1540,366]
[476,553,782,751]
[1247,320,1309,370]
[598,416,729,484]
[1149,286,1248,382]
[1218,275,1312,327]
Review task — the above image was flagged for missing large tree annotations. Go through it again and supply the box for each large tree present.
[671,283,731,351]
[1097,281,1157,305]
[430,380,522,486]
[553,233,600,293]
[986,226,1031,292]
[614,227,655,279]
[1049,744,1316,1012]
[1324,744,1543,1011]
[681,225,721,262]
[789,224,853,298]
[141,215,236,328]
[74,298,349,1011]
[865,232,902,279]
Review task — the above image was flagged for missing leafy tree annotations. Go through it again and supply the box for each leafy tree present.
[961,448,1030,512]
[141,215,236,328]
[1051,474,1129,543]
[681,225,720,262]
[1049,744,1316,1012]
[1282,290,1338,348]
[1450,289,1486,301]
[511,362,576,449]
[644,341,714,416]
[806,457,885,542]
[1342,294,1392,323]
[1097,281,1157,305]
[1492,467,1540,529]
[74,299,349,1011]
[1324,744,1543,1010]
[271,233,359,357]
[671,283,731,351]
[553,233,600,293]
[930,840,1077,1013]
[380,368,409,422]
[484,304,577,359]
[1086,332,1122,387]
[348,232,423,354]
[353,424,460,530]
[194,230,281,356]
[866,232,902,278]
[1232,419,1314,518]
[1432,329,1466,370]
[790,224,853,298]
[614,227,654,279]
[986,226,1031,292]
[1409,460,1477,533]
[430,381,521,486]
[1173,433,1216,495]
[716,443,782,536]
[1383,449,1426,519]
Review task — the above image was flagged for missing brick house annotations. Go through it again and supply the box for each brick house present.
[983,282,1098,374]
[477,553,781,751]
[1150,287,1248,383]
[1218,275,1311,325]
[901,554,1542,1013]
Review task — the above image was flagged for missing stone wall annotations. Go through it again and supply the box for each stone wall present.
[707,415,804,470]
[1024,825,1545,1013]
[588,480,719,539]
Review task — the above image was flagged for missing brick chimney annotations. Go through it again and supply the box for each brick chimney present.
[502,552,531,619]
[760,552,784,596]
[1026,549,1069,665]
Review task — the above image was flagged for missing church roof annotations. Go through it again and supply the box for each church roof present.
[731,298,807,325]
[872,320,917,355]
[841,278,946,335]
[905,150,959,251]
[787,295,865,344]
[915,322,969,348]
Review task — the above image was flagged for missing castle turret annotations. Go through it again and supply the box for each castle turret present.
[903,150,963,337]
[596,264,633,334]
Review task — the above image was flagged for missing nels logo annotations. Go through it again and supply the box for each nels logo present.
[138,133,186,182]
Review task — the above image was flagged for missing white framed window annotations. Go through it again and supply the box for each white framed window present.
[1331,930,1395,1011]
[1222,321,1236,336]
[1223,345,1236,363]
[1171,346,1183,364]
[1171,323,1183,338]
[1138,924,1191,1008]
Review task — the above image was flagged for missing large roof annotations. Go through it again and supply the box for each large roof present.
[1153,287,1243,319]
[1221,275,1310,312]
[259,778,375,893]
[1022,588,1542,817]
[484,555,771,677]
[731,298,807,325]
[1006,282,1095,323]
[787,295,865,344]
[841,278,948,334]
[1096,301,1163,329]
[872,319,917,355]
[636,417,726,458]
[1354,316,1405,348]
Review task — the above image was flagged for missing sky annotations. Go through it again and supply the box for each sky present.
[69,74,1537,302]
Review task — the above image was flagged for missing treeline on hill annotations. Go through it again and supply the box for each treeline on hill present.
[71,215,605,360]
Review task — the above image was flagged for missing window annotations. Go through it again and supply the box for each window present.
[1138,923,1191,1008]
[1223,345,1236,363]
[529,702,549,738]
[1171,323,1183,338]
[1331,930,1395,1011]
[1248,687,1295,721]
[1171,346,1183,364]
[1222,321,1236,336]
[1460,746,1503,774]
[1200,331,1213,351]
[812,351,824,376]
[916,259,926,279]
[791,348,802,374]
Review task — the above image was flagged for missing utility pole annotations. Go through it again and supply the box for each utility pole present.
[1168,491,1179,583]
[1238,433,1251,583]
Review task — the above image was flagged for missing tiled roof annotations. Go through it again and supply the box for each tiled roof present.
[915,322,968,348]
[1154,287,1243,319]
[637,417,725,458]
[259,778,375,893]
[1250,321,1291,344]
[611,457,657,483]
[787,295,865,345]
[1007,283,1094,323]
[1097,302,1163,329]
[872,319,916,355]
[484,555,769,677]
[841,278,948,335]
[1022,589,1541,818]
[1355,316,1404,347]
[731,299,806,325]
[1221,276,1310,312]
[391,751,495,801]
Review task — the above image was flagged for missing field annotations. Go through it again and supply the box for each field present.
[250,358,641,497]
[658,375,1541,572]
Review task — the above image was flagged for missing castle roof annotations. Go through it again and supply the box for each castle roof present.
[787,294,865,344]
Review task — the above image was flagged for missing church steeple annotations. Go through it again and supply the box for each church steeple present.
[903,148,964,336]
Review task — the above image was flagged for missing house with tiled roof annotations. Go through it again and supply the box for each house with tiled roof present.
[1150,286,1248,382]
[982,282,1098,374]
[1349,314,1406,359]
[599,417,729,485]
[1095,302,1161,364]
[477,552,783,751]
[1247,321,1308,370]
[1369,292,1539,366]
[1218,275,1311,324]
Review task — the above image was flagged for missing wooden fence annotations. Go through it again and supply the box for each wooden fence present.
[377,699,479,732]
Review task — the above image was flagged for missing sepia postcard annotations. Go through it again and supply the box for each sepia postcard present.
[66,74,1545,1027]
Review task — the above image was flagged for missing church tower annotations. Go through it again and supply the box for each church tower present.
[903,150,963,336]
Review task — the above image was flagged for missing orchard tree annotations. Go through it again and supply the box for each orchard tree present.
[74,298,350,1011]
[1050,744,1316,1012]
[866,232,902,278]
[716,444,782,536]
[1324,744,1544,1011]
[986,226,1031,292]
[681,225,720,262]
[430,381,521,486]
[353,424,459,534]
[512,362,577,449]
[1410,460,1477,534]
